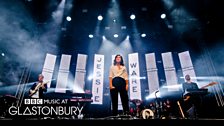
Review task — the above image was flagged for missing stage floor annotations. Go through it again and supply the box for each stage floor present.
[1,115,224,120]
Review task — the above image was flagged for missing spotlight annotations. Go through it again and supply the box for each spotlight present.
[121,26,126,30]
[1,53,5,57]
[168,25,173,29]
[89,34,93,38]
[105,26,110,30]
[113,34,119,38]
[66,16,72,21]
[141,33,146,37]
[161,13,166,19]
[130,14,135,20]
[88,75,93,80]
[82,9,88,13]
[97,15,103,21]
[102,36,106,40]
[141,7,148,11]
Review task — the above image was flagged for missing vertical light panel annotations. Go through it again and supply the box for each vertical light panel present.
[55,54,71,93]
[128,53,142,100]
[41,53,57,88]
[91,54,104,104]
[145,53,160,94]
[73,54,88,93]
[111,55,115,65]
[161,52,178,91]
[178,51,197,83]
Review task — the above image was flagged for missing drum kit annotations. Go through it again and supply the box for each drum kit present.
[129,99,172,119]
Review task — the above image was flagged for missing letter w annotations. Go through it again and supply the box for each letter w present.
[130,63,137,68]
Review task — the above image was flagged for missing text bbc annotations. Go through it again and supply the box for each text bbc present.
[24,99,43,105]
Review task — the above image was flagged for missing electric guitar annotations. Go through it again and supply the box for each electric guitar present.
[183,81,218,101]
[29,81,49,97]
[177,101,185,119]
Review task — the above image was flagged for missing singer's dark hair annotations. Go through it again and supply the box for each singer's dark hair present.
[113,54,124,66]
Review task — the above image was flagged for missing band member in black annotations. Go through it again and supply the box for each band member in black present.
[109,54,129,116]
[182,74,200,118]
[29,74,47,99]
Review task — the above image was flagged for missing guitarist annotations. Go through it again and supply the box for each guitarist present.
[29,74,47,99]
[181,74,217,119]
[181,74,201,119]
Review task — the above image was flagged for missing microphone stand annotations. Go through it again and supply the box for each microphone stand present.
[155,90,160,119]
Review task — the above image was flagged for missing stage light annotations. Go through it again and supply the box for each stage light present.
[168,25,173,29]
[145,90,160,100]
[66,16,72,21]
[82,9,88,13]
[113,34,119,38]
[105,26,110,30]
[88,75,93,80]
[121,26,126,30]
[102,36,106,40]
[1,53,5,57]
[161,13,166,19]
[89,34,93,38]
[141,33,146,38]
[97,15,103,21]
[141,7,147,11]
[130,14,135,20]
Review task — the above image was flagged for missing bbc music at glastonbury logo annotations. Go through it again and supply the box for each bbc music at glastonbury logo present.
[8,99,84,116]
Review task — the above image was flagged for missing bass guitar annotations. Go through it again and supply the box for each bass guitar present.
[183,81,218,101]
[29,81,49,98]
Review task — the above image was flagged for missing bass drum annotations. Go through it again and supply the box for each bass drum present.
[140,109,155,119]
